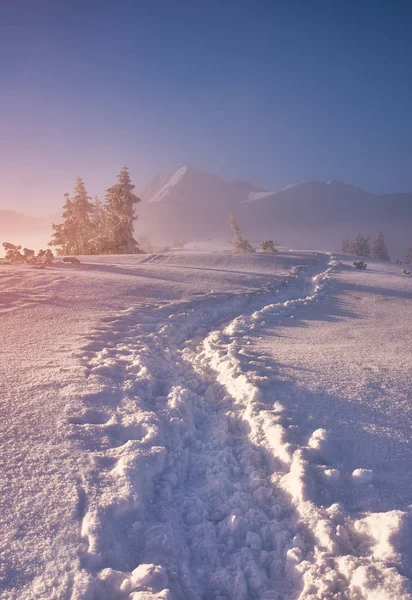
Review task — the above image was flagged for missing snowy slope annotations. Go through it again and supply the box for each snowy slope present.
[1,251,411,600]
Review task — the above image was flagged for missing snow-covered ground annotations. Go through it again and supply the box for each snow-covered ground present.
[0,250,411,600]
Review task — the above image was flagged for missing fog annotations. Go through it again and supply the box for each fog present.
[1,164,410,260]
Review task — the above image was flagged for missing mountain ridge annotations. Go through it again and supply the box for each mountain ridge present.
[1,166,411,257]
[136,165,412,257]
[137,166,397,204]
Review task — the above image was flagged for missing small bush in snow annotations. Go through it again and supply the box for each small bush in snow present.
[353,260,367,270]
[63,256,81,264]
[2,243,54,266]
[23,248,36,263]
[260,240,277,252]
[37,249,54,265]
[3,243,26,263]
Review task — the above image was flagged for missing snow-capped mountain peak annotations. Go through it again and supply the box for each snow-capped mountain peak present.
[138,165,268,206]
[148,165,189,203]
[138,165,231,204]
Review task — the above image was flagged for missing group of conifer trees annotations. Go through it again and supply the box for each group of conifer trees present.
[49,167,143,255]
[342,232,412,264]
[341,232,391,261]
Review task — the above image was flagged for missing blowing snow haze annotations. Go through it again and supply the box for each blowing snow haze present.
[2,165,411,257]
[136,166,412,256]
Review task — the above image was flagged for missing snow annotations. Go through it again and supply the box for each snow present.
[1,250,412,599]
[148,166,188,203]
[278,181,311,192]
[246,191,274,202]
[352,469,374,484]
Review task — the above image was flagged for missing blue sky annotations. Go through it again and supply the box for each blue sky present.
[1,0,412,214]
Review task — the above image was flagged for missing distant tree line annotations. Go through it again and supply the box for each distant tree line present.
[342,232,412,265]
[49,167,143,255]
[341,232,391,261]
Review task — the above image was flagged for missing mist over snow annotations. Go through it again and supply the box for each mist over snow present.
[2,165,411,259]
[0,210,56,253]
[136,166,412,258]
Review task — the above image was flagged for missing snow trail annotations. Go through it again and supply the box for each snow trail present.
[66,256,411,599]
[188,264,411,600]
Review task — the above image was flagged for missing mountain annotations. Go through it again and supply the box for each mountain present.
[136,166,412,257]
[137,165,255,241]
[138,165,249,205]
[1,169,410,257]
[232,180,268,194]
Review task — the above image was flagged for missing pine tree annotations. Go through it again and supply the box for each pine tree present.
[228,214,255,253]
[341,238,351,254]
[91,196,105,232]
[91,167,143,254]
[349,233,370,257]
[405,247,412,266]
[371,232,390,261]
[49,177,94,255]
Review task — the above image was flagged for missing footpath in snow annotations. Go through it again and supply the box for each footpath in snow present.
[0,250,411,600]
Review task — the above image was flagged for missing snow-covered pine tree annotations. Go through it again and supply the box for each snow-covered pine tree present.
[349,233,370,257]
[341,238,351,254]
[91,167,143,255]
[228,214,255,253]
[405,247,412,266]
[90,196,105,233]
[49,177,94,255]
[371,232,390,261]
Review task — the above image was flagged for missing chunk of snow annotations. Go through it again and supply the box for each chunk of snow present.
[324,468,340,482]
[352,468,374,484]
[131,564,168,591]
